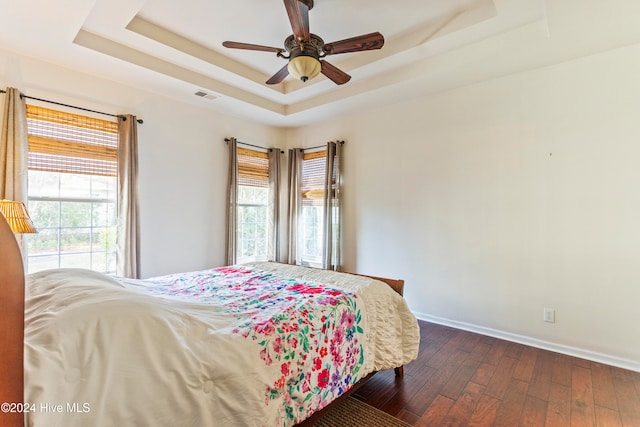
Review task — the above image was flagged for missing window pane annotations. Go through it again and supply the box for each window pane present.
[60,253,91,269]
[59,173,92,198]
[60,228,91,252]
[91,176,116,199]
[256,206,266,222]
[301,206,324,265]
[237,186,250,204]
[92,203,109,227]
[255,239,266,256]
[28,255,59,273]
[107,202,117,226]
[28,200,60,228]
[105,252,116,274]
[92,227,115,252]
[91,252,107,272]
[26,228,59,255]
[243,206,256,223]
[241,220,255,240]
[60,202,91,227]
[256,220,266,238]
[254,188,268,204]
[28,171,60,198]
[238,185,268,204]
[236,187,268,259]
[241,239,255,258]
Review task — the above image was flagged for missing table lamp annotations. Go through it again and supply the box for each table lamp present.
[0,199,37,234]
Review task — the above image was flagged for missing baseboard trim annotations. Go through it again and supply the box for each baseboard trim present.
[413,312,640,373]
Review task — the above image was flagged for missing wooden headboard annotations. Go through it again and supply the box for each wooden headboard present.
[0,215,25,427]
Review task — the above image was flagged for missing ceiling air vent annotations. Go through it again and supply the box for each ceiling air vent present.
[194,90,217,100]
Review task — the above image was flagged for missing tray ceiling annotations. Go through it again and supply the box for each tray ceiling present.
[1,0,640,126]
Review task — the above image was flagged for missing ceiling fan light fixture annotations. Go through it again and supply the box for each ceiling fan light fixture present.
[287,55,321,82]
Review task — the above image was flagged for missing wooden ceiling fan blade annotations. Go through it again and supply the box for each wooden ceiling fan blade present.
[320,61,351,85]
[266,64,290,85]
[323,32,384,55]
[283,0,310,41]
[222,41,283,53]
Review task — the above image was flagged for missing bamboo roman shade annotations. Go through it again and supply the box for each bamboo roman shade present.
[301,149,327,206]
[237,147,269,188]
[26,105,118,177]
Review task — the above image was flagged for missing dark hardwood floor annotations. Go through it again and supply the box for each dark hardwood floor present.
[354,320,640,426]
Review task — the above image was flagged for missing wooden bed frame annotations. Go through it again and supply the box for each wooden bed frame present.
[0,214,25,427]
[0,215,406,427]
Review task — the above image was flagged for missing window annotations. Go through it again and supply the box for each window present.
[25,105,118,274]
[295,144,341,269]
[300,149,327,267]
[236,147,270,263]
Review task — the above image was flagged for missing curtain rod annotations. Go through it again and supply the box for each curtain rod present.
[304,140,345,151]
[0,89,143,124]
[224,138,284,154]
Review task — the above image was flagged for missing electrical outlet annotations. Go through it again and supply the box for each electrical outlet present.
[543,308,555,323]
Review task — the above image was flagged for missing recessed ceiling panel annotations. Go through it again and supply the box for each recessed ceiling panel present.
[136,0,480,75]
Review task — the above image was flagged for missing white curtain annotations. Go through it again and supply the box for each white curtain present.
[323,141,342,271]
[286,148,303,264]
[268,148,282,262]
[116,115,141,278]
[0,87,29,254]
[225,138,238,265]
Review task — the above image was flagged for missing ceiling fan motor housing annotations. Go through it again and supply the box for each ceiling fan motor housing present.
[284,33,324,58]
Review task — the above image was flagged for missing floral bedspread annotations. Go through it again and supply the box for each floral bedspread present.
[145,265,366,425]
[24,263,420,427]
[144,266,364,424]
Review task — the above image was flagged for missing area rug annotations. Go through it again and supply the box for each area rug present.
[313,397,412,427]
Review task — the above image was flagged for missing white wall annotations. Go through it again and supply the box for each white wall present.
[0,51,284,278]
[286,43,640,368]
[3,41,639,369]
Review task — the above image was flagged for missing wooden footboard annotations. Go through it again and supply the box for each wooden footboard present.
[0,215,26,427]
[349,272,404,297]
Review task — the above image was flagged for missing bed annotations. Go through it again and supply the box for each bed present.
[0,216,420,427]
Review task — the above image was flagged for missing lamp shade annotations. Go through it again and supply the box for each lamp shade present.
[0,199,37,234]
[287,55,321,82]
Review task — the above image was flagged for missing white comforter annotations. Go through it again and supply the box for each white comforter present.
[24,262,419,427]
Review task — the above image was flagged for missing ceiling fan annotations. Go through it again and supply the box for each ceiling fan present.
[223,0,384,85]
